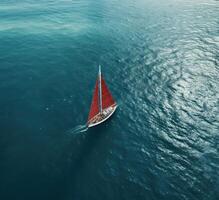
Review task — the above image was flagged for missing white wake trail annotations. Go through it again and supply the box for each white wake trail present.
[67,124,89,135]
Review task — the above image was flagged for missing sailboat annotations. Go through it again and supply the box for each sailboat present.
[87,65,117,128]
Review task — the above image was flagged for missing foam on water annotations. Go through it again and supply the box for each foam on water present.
[67,124,89,135]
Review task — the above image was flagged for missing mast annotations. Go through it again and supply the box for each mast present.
[98,65,103,113]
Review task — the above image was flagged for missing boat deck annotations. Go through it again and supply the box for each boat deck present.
[88,105,117,127]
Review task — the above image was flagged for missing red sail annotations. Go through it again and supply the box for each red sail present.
[101,76,115,109]
[88,79,99,121]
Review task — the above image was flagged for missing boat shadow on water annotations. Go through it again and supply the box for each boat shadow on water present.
[60,122,114,198]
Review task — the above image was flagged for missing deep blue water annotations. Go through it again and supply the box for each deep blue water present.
[0,0,219,199]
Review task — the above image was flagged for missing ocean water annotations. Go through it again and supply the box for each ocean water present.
[0,0,219,199]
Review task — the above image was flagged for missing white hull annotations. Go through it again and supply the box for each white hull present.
[88,105,117,128]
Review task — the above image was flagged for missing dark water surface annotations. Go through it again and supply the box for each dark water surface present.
[0,0,219,199]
